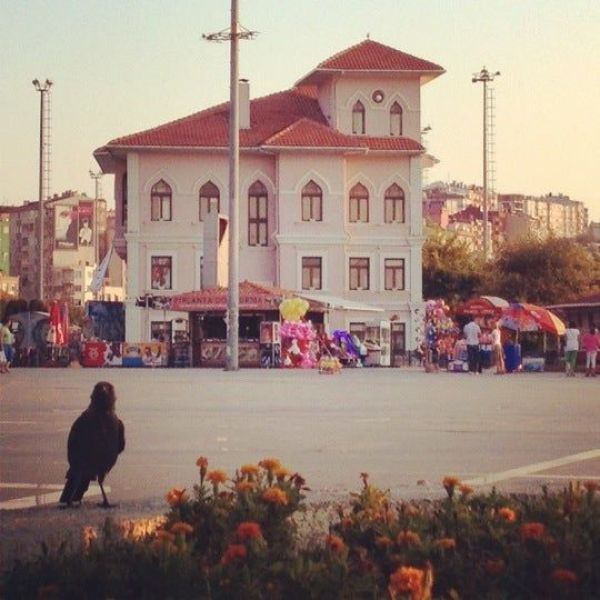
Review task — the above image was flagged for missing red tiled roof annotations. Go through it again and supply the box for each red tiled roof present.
[315,39,444,73]
[263,118,359,148]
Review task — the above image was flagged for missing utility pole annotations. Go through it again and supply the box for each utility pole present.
[472,67,500,260]
[32,78,53,301]
[203,0,256,371]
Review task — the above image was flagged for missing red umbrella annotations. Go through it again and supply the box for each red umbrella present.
[500,303,566,335]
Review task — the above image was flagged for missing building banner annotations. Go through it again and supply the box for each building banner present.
[78,201,94,246]
[54,204,79,250]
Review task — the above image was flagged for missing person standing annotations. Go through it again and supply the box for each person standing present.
[564,321,580,377]
[582,325,599,377]
[0,321,14,372]
[463,316,482,374]
[491,321,505,374]
[59,381,125,508]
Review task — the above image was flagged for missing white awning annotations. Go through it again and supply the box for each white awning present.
[297,292,384,312]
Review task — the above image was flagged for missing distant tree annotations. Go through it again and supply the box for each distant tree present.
[422,227,483,306]
[483,236,600,304]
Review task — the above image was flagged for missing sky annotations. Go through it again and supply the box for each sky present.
[1,0,599,219]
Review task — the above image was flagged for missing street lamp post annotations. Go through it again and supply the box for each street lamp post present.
[32,78,53,301]
[89,170,103,267]
[472,68,500,260]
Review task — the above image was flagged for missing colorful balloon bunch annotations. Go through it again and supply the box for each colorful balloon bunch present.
[280,320,316,341]
[280,320,318,369]
[279,297,310,322]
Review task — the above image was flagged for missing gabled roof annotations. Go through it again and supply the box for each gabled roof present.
[296,39,444,86]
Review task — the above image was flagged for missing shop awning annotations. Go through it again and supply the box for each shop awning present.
[456,296,509,316]
[297,291,384,312]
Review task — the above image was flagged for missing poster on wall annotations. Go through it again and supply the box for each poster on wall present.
[55,204,79,250]
[78,201,94,246]
[151,256,172,290]
[122,342,168,367]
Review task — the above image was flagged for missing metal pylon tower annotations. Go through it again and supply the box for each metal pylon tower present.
[487,86,497,210]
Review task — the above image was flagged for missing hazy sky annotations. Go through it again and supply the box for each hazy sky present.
[1,1,599,219]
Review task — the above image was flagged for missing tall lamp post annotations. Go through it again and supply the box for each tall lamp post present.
[32,78,53,300]
[472,67,499,260]
[89,170,103,267]
[204,0,256,371]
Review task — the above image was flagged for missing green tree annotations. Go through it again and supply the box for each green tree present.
[483,236,600,304]
[422,227,483,306]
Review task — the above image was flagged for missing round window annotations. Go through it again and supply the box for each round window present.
[372,90,385,103]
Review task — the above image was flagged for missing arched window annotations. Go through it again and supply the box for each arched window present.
[248,181,268,246]
[301,180,323,221]
[384,184,405,223]
[199,181,220,221]
[150,179,172,221]
[390,102,403,136]
[352,100,365,135]
[349,183,369,223]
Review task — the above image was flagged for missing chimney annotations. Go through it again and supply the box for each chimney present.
[239,79,250,130]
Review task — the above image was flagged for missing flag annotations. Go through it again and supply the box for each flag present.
[89,245,113,294]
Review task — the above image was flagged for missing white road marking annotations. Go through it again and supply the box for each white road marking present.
[524,474,600,481]
[463,449,600,487]
[0,482,108,510]
[352,418,391,424]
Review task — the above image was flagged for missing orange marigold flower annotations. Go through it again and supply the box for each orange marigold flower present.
[262,486,288,505]
[583,480,600,493]
[274,467,291,480]
[165,487,188,506]
[520,522,546,540]
[375,535,393,547]
[325,534,346,554]
[484,558,505,575]
[397,530,422,546]
[259,457,281,471]
[237,521,263,541]
[459,484,474,496]
[442,476,461,490]
[221,543,247,566]
[196,456,209,468]
[207,469,228,484]
[498,507,517,523]
[155,530,176,543]
[434,537,456,550]
[240,464,259,477]
[551,568,578,584]
[170,521,194,536]
[388,566,424,600]
[236,481,257,493]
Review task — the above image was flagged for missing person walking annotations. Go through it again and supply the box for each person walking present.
[582,325,599,377]
[564,321,580,377]
[463,316,481,374]
[59,381,125,508]
[0,321,14,373]
[491,321,505,374]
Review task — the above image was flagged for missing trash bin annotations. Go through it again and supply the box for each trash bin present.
[504,342,521,373]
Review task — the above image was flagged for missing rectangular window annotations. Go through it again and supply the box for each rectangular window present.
[302,257,322,290]
[199,196,219,221]
[349,198,368,223]
[349,322,366,341]
[384,258,405,290]
[248,195,268,246]
[151,256,172,290]
[384,198,405,223]
[349,257,369,290]
[302,195,322,221]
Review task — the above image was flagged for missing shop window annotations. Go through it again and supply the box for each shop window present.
[199,181,220,221]
[150,180,172,221]
[384,184,405,223]
[349,183,369,223]
[301,180,322,221]
[349,322,366,341]
[302,256,322,290]
[384,258,405,290]
[248,181,268,246]
[349,257,370,290]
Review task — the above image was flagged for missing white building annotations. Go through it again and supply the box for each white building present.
[94,39,444,359]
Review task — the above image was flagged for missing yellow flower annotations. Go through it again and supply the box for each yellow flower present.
[434,537,456,550]
[259,457,281,472]
[551,568,578,584]
[207,469,228,485]
[498,507,517,523]
[165,487,188,506]
[397,530,422,546]
[170,521,194,536]
[388,566,425,600]
[262,486,288,505]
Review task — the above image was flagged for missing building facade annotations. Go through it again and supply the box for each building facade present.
[95,39,444,353]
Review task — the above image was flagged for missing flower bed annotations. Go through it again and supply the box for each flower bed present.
[2,459,600,599]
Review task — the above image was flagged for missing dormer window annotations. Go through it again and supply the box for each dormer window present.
[390,102,403,136]
[352,101,365,135]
